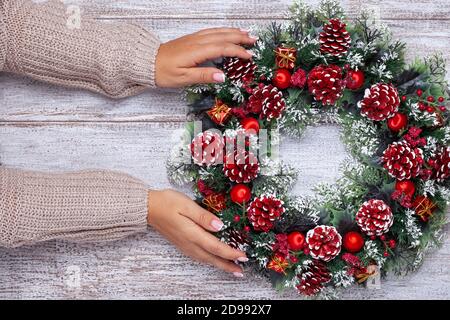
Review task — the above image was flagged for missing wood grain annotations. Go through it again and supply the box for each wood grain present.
[0,0,449,300]
[1,19,449,122]
[0,123,448,299]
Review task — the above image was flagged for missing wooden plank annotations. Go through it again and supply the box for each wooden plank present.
[1,19,449,122]
[0,123,449,299]
[70,0,450,21]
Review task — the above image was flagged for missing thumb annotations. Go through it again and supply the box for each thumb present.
[180,202,225,233]
[183,67,226,86]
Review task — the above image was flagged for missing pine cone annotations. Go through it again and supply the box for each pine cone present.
[382,141,424,180]
[306,225,342,262]
[319,19,351,57]
[429,146,450,182]
[307,64,345,106]
[247,84,286,120]
[358,83,400,121]
[223,229,250,250]
[223,151,259,183]
[190,131,224,166]
[355,199,394,236]
[296,260,331,296]
[247,195,285,232]
[223,57,257,84]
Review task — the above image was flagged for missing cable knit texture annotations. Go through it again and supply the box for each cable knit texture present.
[0,0,160,98]
[0,168,149,248]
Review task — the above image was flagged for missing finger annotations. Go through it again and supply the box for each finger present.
[191,245,244,276]
[195,27,246,36]
[182,67,226,86]
[196,33,258,46]
[194,229,248,262]
[179,200,225,232]
[191,43,253,64]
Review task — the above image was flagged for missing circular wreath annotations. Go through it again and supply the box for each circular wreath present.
[167,0,450,298]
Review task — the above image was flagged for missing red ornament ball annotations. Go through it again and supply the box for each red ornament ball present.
[272,69,292,90]
[346,69,365,90]
[387,113,408,132]
[287,231,306,251]
[230,184,252,204]
[240,117,260,133]
[395,180,416,197]
[343,231,365,253]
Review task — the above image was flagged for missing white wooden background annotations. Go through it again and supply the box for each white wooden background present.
[0,0,449,299]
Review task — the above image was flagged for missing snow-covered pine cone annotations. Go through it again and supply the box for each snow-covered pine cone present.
[382,141,424,180]
[247,84,286,120]
[429,146,450,182]
[296,260,332,296]
[319,19,351,57]
[223,151,259,183]
[355,199,394,236]
[222,229,251,251]
[306,225,342,262]
[223,57,257,84]
[247,195,285,232]
[307,64,345,106]
[190,131,224,166]
[358,83,400,121]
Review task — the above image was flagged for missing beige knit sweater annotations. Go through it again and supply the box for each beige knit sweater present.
[0,0,162,247]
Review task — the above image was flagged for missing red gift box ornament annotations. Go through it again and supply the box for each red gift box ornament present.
[207,99,232,126]
[275,47,297,70]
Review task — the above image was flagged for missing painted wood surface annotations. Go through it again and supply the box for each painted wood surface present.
[0,0,449,300]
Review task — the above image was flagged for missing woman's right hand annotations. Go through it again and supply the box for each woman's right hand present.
[147,189,248,277]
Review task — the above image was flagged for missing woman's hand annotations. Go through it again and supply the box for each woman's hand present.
[155,28,257,88]
[147,189,248,277]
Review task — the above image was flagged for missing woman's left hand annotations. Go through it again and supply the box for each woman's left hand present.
[155,28,257,88]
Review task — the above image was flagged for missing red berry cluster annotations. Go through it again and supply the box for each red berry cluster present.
[416,89,447,113]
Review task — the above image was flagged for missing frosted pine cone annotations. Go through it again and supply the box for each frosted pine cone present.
[247,195,285,232]
[356,199,394,236]
[307,64,345,106]
[429,146,450,182]
[247,84,286,120]
[296,260,332,296]
[222,229,250,250]
[319,19,351,57]
[190,131,224,166]
[223,57,257,84]
[382,141,424,180]
[223,151,259,183]
[306,225,342,262]
[358,83,400,121]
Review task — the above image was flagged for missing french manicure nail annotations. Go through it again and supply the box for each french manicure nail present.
[246,50,254,56]
[240,28,250,33]
[213,73,225,83]
[233,272,244,278]
[237,257,249,263]
[211,219,224,231]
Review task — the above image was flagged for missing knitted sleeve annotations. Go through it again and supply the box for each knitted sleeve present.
[0,167,149,248]
[0,0,160,98]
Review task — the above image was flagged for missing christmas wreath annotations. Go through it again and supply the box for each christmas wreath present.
[167,0,449,298]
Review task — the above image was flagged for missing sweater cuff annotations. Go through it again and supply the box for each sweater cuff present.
[0,4,6,71]
[124,24,161,90]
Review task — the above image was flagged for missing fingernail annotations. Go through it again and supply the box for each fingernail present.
[211,219,224,231]
[240,28,250,33]
[246,50,254,56]
[213,73,225,83]
[233,272,244,278]
[237,257,249,263]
